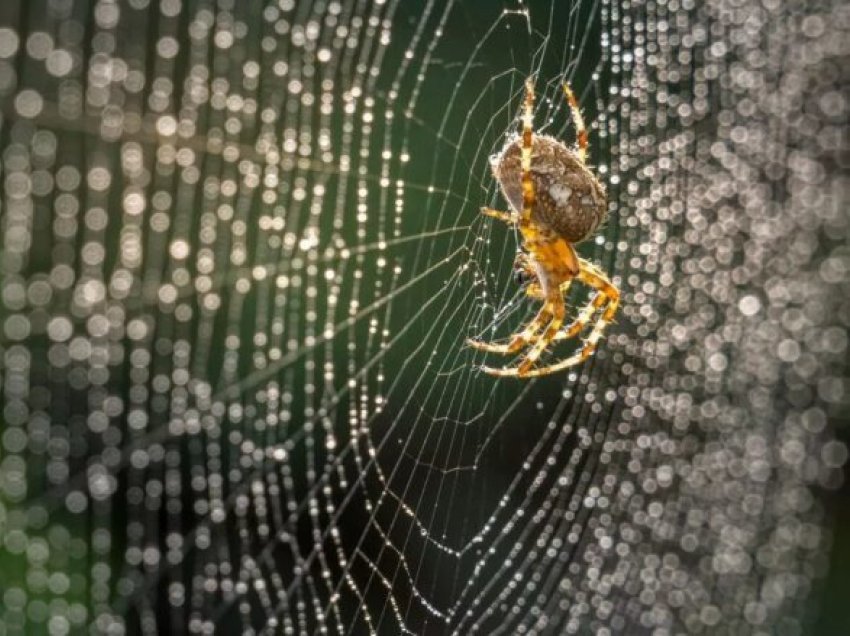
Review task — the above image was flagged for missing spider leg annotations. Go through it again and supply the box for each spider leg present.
[520,260,619,378]
[552,257,617,342]
[469,275,574,354]
[563,82,588,164]
[469,237,576,357]
[479,238,578,373]
[480,207,518,224]
[519,78,536,225]
[480,292,565,376]
[510,292,566,376]
[525,278,572,301]
[466,300,553,355]
[468,77,543,357]
[481,257,618,378]
[553,291,607,341]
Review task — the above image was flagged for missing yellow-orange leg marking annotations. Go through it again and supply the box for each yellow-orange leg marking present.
[481,295,565,376]
[468,280,572,352]
[562,82,588,164]
[480,207,518,224]
[553,257,618,342]
[515,302,615,377]
[554,292,607,341]
[523,263,618,377]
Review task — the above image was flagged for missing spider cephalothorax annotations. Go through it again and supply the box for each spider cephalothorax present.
[469,79,620,378]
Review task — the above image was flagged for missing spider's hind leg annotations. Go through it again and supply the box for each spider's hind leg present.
[480,207,519,224]
[563,82,588,164]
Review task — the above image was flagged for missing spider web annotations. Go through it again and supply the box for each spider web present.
[0,0,848,634]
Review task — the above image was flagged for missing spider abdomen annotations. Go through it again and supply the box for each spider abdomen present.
[491,135,607,243]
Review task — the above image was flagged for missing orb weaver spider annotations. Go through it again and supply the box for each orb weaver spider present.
[468,78,620,378]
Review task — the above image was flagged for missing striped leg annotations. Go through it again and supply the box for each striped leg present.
[519,78,536,225]
[467,298,553,355]
[468,78,540,356]
[481,259,619,378]
[524,277,571,301]
[480,207,518,224]
[562,82,588,164]
[482,292,566,377]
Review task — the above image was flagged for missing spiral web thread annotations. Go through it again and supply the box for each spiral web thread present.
[0,0,847,634]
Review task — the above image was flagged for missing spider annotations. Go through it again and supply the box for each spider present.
[468,78,620,378]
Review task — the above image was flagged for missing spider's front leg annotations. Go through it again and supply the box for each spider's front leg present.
[479,290,566,377]
[476,238,578,375]
[466,297,553,355]
[517,259,620,378]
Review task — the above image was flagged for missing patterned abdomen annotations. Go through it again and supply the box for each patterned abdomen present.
[491,135,608,244]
